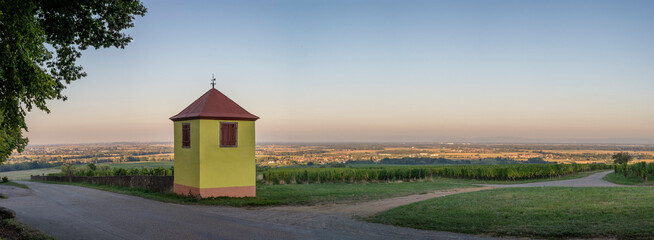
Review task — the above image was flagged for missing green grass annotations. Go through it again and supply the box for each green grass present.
[33,169,606,207]
[39,178,476,207]
[0,167,61,180]
[368,187,654,239]
[0,161,174,180]
[604,172,654,186]
[0,181,29,189]
[0,219,55,240]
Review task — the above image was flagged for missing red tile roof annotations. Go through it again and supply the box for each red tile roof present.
[170,88,259,121]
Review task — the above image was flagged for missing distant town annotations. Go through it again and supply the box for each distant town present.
[4,142,654,171]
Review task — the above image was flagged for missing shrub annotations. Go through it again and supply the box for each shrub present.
[97,166,111,176]
[127,168,141,176]
[112,168,128,176]
[2,176,7,183]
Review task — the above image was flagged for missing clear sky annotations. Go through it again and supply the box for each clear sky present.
[24,0,654,145]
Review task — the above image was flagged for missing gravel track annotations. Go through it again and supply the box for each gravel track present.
[268,187,494,217]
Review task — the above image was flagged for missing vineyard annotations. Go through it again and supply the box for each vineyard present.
[261,164,612,184]
[614,162,654,181]
[47,163,615,184]
[49,163,173,177]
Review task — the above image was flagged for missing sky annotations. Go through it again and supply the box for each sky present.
[24,0,654,145]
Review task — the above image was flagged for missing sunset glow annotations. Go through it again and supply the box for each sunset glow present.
[24,0,654,145]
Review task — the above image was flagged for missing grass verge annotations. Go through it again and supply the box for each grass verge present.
[368,187,654,239]
[0,181,29,189]
[0,168,61,181]
[32,170,605,207]
[604,172,654,186]
[0,219,55,240]
[36,178,475,207]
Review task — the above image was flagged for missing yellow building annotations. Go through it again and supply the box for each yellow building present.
[170,87,259,198]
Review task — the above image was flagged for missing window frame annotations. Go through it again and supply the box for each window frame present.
[220,122,238,148]
[181,123,191,148]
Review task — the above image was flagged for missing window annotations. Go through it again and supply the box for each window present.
[182,123,190,148]
[220,122,238,147]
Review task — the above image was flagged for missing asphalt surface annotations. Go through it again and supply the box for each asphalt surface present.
[0,170,619,240]
[0,181,502,240]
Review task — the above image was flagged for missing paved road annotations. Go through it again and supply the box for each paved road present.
[0,171,620,240]
[0,181,501,240]
[480,170,620,188]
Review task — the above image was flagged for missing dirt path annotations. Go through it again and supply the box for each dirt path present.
[269,170,619,217]
[269,186,494,217]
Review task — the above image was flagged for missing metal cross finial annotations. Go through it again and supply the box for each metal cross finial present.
[211,74,216,89]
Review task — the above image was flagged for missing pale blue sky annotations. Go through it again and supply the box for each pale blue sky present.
[25,0,654,144]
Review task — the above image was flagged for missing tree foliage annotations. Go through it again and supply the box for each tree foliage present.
[612,152,633,165]
[0,0,146,163]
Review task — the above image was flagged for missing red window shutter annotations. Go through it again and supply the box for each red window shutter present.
[182,123,190,148]
[233,123,238,145]
[228,124,233,146]
[220,124,225,145]
[231,124,236,146]
[220,122,238,147]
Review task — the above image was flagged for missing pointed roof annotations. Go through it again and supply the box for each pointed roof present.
[170,88,259,121]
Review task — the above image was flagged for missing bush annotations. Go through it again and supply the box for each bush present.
[0,207,15,220]
[1,176,7,183]
[112,168,128,176]
[0,219,56,240]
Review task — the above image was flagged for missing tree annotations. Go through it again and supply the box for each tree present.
[0,0,147,163]
[612,152,633,165]
[527,157,549,164]
[87,163,97,171]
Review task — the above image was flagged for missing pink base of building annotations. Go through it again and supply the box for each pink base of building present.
[174,183,256,198]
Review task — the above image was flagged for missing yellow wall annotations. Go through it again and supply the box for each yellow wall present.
[173,120,201,188]
[199,119,256,188]
[174,119,256,189]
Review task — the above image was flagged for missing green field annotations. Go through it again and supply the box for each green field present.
[604,172,654,186]
[0,168,61,180]
[368,187,654,239]
[0,161,175,180]
[38,169,603,207]
[46,177,476,206]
